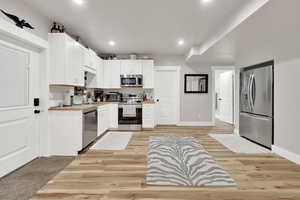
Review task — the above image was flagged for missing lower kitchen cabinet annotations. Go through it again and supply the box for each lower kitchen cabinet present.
[108,104,119,129]
[143,104,155,128]
[49,111,83,156]
[97,103,119,136]
[97,106,109,136]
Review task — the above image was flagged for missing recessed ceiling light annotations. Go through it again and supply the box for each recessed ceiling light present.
[73,0,84,5]
[177,39,185,46]
[202,0,212,4]
[108,41,116,46]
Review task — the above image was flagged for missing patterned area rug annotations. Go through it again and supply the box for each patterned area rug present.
[147,136,236,186]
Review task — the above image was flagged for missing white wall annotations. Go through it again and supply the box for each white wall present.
[153,55,213,123]
[199,0,300,157]
[0,0,51,40]
[274,59,300,155]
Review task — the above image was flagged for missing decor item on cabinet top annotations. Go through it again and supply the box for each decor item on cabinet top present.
[50,22,65,33]
[129,54,137,60]
[0,9,34,29]
[184,74,209,94]
[99,54,117,60]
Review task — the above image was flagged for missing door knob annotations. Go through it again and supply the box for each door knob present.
[34,110,41,114]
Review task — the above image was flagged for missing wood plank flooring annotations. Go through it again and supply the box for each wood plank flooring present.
[31,121,300,200]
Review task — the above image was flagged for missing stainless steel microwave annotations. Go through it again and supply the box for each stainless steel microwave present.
[120,75,143,87]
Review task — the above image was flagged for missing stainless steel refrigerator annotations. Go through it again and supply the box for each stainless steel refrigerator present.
[240,61,274,149]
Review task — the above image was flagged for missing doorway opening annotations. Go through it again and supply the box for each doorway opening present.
[213,68,235,126]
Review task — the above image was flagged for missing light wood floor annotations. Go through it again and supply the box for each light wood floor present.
[32,121,300,200]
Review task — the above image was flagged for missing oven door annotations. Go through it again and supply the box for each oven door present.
[121,76,137,87]
[118,104,142,130]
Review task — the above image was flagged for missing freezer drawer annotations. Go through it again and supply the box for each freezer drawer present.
[240,112,273,148]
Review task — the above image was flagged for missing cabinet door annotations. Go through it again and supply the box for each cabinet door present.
[98,108,108,136]
[83,48,90,67]
[73,43,84,86]
[110,60,121,88]
[109,104,118,129]
[120,60,130,74]
[103,60,111,88]
[97,58,104,88]
[104,109,109,131]
[142,60,154,88]
[89,49,97,70]
[65,36,74,84]
[121,60,142,74]
[143,104,155,128]
[134,60,142,74]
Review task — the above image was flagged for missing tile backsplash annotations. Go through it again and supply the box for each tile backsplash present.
[49,86,74,107]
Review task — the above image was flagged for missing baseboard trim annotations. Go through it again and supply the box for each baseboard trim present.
[177,121,215,127]
[272,145,300,165]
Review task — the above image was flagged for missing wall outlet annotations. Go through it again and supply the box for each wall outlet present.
[198,114,201,119]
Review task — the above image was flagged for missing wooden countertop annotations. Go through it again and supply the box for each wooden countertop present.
[143,100,156,104]
[49,100,155,111]
[49,102,119,111]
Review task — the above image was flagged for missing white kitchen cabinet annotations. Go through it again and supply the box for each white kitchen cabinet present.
[82,48,97,74]
[82,47,90,67]
[97,106,109,136]
[103,60,121,88]
[108,104,119,129]
[89,49,98,71]
[143,104,155,128]
[97,103,118,135]
[97,58,104,88]
[121,60,142,75]
[49,33,84,86]
[49,111,83,156]
[142,60,154,88]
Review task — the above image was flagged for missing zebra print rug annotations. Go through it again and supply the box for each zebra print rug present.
[147,136,236,186]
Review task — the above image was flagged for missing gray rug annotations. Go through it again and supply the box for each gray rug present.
[147,136,236,186]
[0,156,74,200]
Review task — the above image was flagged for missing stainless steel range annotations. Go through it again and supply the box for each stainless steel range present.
[118,94,143,131]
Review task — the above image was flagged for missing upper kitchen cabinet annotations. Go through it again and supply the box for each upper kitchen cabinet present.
[120,60,142,75]
[82,48,97,74]
[97,57,104,88]
[103,60,121,88]
[89,49,98,71]
[142,60,154,89]
[48,33,84,87]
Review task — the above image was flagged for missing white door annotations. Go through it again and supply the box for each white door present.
[155,67,180,125]
[0,41,39,177]
[218,71,234,124]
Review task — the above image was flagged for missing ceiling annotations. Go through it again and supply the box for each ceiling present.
[187,0,300,67]
[24,0,262,56]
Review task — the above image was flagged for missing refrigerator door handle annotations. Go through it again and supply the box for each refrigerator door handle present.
[252,75,256,106]
[247,75,252,111]
[249,74,255,111]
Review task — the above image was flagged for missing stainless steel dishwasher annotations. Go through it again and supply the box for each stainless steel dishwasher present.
[82,107,98,149]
